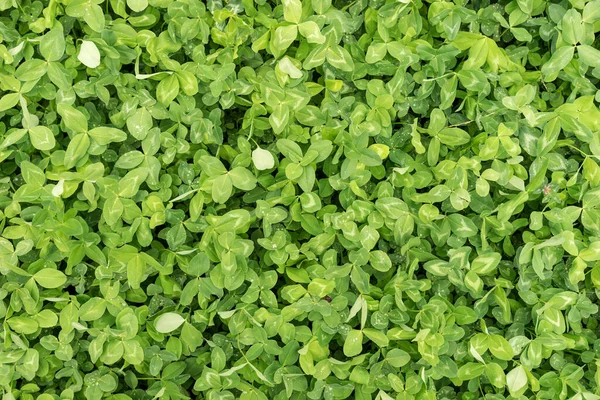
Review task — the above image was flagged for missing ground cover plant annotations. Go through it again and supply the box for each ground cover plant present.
[2,0,600,399]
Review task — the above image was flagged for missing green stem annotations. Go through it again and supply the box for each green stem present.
[422,72,454,82]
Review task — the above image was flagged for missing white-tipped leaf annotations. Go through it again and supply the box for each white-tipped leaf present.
[506,365,528,396]
[154,312,185,333]
[278,57,303,79]
[52,179,65,197]
[78,41,101,68]
[252,147,275,170]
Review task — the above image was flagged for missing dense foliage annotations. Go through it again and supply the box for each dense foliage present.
[2,0,600,399]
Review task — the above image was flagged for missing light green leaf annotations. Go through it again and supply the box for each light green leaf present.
[282,0,302,23]
[33,269,67,288]
[29,126,56,151]
[127,0,147,12]
[64,133,90,169]
[470,252,501,275]
[155,313,186,333]
[541,46,574,78]
[506,365,528,396]
[326,45,354,72]
[229,167,257,190]
[298,21,325,44]
[343,330,363,357]
[88,127,128,145]
[78,40,101,68]
[488,335,514,360]
[578,45,600,68]
[79,298,107,321]
[212,174,233,204]
[40,25,66,62]
[561,9,583,45]
[252,147,275,170]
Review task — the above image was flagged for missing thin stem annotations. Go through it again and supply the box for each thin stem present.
[448,111,499,128]
[567,144,589,157]
[247,122,255,140]
[422,72,454,82]
[566,144,600,162]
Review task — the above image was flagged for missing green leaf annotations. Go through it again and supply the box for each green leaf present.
[282,0,302,24]
[167,224,187,249]
[199,156,228,176]
[485,363,506,388]
[454,306,478,325]
[343,330,363,357]
[0,93,20,112]
[80,4,105,32]
[298,21,325,44]
[470,252,501,275]
[270,25,298,58]
[103,196,123,226]
[269,105,290,134]
[303,44,327,69]
[127,0,147,12]
[156,74,180,105]
[127,255,145,289]
[29,126,56,151]
[541,46,575,78]
[326,45,354,72]
[123,340,144,364]
[488,335,514,360]
[57,104,88,133]
[64,133,91,169]
[33,269,67,288]
[363,328,389,347]
[16,59,48,81]
[578,44,600,68]
[20,161,45,186]
[506,365,528,396]
[366,42,387,64]
[458,362,485,380]
[7,316,39,335]
[277,139,303,162]
[386,348,410,367]
[307,278,335,297]
[88,127,128,145]
[118,168,148,197]
[437,127,471,146]
[154,313,186,333]
[79,298,107,321]
[583,0,600,22]
[212,174,233,204]
[40,25,66,62]
[278,57,303,79]
[127,108,152,140]
[561,9,583,45]
[229,167,257,190]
